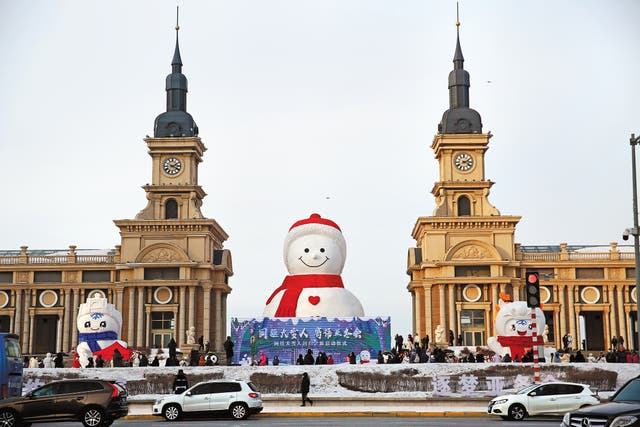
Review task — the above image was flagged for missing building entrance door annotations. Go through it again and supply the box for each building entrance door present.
[579,312,604,351]
[33,314,58,354]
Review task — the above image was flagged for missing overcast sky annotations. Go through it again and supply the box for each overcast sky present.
[2,1,639,336]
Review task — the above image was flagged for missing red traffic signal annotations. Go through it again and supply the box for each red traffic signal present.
[526,272,541,308]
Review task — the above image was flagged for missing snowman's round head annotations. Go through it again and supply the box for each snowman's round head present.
[284,213,346,275]
[76,295,122,335]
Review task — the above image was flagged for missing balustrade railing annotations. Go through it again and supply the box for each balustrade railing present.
[0,255,115,265]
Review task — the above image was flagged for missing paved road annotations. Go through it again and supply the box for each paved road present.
[37,416,562,426]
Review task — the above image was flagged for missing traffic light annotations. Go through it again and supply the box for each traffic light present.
[525,272,541,308]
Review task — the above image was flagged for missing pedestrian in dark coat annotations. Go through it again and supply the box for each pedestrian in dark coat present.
[223,336,234,365]
[300,372,313,406]
[53,352,64,368]
[303,349,314,365]
[112,348,123,367]
[168,338,177,360]
[173,369,189,394]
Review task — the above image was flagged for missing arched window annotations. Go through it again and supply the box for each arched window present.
[458,196,471,216]
[165,199,178,219]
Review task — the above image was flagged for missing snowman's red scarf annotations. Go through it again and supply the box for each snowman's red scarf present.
[266,275,344,317]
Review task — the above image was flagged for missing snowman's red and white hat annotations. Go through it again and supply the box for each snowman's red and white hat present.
[284,213,346,261]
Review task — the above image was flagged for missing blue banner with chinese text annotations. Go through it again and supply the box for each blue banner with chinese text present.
[230,316,391,365]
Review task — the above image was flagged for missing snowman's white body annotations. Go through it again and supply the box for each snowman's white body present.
[263,214,364,318]
[264,287,364,317]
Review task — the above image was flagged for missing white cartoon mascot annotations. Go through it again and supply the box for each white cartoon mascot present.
[263,213,364,317]
[487,293,545,361]
[76,295,128,368]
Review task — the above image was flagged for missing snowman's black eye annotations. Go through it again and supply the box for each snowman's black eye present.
[304,248,309,253]
[84,321,90,328]
[100,321,107,328]
[320,248,325,253]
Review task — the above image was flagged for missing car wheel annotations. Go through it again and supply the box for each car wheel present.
[163,404,182,422]
[0,409,18,427]
[508,403,526,421]
[229,403,248,420]
[81,406,105,427]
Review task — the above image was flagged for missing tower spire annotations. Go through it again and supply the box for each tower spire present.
[153,5,198,138]
[438,3,482,134]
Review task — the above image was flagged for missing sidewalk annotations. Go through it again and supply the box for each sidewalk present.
[127,395,491,418]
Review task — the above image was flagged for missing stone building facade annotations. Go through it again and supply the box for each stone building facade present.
[407,25,638,353]
[0,26,233,355]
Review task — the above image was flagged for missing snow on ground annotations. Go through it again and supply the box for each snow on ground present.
[24,362,639,401]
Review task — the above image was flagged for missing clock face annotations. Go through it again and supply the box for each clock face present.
[454,152,474,171]
[162,157,182,175]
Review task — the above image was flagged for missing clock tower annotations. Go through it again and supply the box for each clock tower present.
[113,19,232,356]
[407,20,521,347]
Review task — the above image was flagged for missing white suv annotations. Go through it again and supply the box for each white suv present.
[488,381,599,421]
[152,380,263,421]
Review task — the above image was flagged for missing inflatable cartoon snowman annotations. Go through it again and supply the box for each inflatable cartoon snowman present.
[76,294,128,368]
[263,213,364,317]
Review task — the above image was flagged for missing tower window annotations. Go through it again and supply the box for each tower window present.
[165,199,178,219]
[458,196,471,216]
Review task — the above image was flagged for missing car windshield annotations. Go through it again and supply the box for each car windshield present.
[516,384,540,395]
[612,379,640,402]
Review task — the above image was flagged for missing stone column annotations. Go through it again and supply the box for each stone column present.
[617,284,628,345]
[217,289,224,351]
[57,315,62,352]
[127,288,135,344]
[62,290,71,352]
[14,289,22,337]
[490,284,499,336]
[438,284,446,333]
[608,285,617,345]
[423,284,432,339]
[558,284,567,342]
[567,285,577,347]
[188,286,196,338]
[179,287,186,347]
[137,287,145,348]
[145,306,151,348]
[222,292,228,344]
[202,285,212,345]
[71,289,80,349]
[28,309,35,354]
[414,287,423,337]
[22,291,31,352]
[115,288,124,315]
[448,284,456,339]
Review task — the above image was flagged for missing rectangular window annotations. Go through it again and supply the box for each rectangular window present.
[576,268,604,279]
[144,268,179,280]
[455,266,490,277]
[626,268,635,279]
[33,271,62,283]
[82,270,111,283]
[0,272,12,283]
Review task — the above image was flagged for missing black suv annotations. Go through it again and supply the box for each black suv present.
[561,375,640,427]
[0,379,128,427]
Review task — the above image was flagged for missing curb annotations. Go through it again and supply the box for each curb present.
[125,411,490,419]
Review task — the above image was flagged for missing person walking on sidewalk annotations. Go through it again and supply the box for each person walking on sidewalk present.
[300,372,313,407]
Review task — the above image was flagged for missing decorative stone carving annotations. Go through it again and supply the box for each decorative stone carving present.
[452,245,489,260]
[435,324,447,345]
[66,271,78,283]
[16,272,29,283]
[186,326,196,344]
[141,248,181,263]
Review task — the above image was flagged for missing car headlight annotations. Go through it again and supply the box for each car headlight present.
[562,412,570,425]
[154,399,164,405]
[492,399,508,405]
[610,415,639,427]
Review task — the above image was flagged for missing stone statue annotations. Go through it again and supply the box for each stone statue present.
[435,325,446,344]
[186,326,196,345]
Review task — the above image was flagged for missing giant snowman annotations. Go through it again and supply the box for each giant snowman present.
[76,294,129,367]
[487,294,545,361]
[263,213,364,317]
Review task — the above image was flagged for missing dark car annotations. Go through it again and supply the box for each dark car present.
[561,375,640,427]
[0,379,128,427]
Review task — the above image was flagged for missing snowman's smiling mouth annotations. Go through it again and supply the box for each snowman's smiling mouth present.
[299,256,329,268]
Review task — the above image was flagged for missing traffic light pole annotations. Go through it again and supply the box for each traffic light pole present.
[531,311,540,383]
[631,134,640,358]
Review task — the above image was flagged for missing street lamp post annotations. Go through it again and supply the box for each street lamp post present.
[629,133,640,357]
